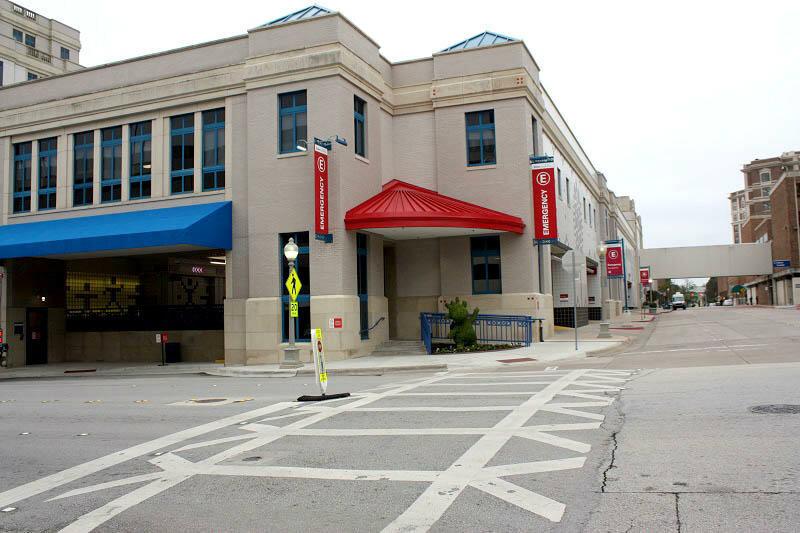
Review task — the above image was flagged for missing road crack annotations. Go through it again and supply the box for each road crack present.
[674,492,682,533]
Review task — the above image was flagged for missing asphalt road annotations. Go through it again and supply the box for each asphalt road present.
[0,306,798,532]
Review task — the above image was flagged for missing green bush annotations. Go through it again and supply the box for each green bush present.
[445,297,479,349]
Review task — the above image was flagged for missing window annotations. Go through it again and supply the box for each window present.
[280,232,310,342]
[13,29,23,42]
[531,116,539,156]
[202,108,225,190]
[73,132,94,206]
[12,142,32,213]
[278,90,307,154]
[60,47,70,60]
[170,114,195,194]
[557,168,562,199]
[465,110,496,166]
[354,96,366,157]
[471,235,502,294]
[37,138,57,210]
[566,178,571,204]
[760,171,770,183]
[0,60,3,86]
[761,186,770,198]
[583,198,587,221]
[129,121,152,199]
[100,126,122,203]
[24,33,35,47]
[357,233,369,339]
[27,72,37,81]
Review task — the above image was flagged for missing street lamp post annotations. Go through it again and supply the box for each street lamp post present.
[280,237,303,369]
[598,243,608,321]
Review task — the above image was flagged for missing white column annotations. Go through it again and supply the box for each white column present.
[121,125,130,201]
[224,98,232,197]
[30,140,38,213]
[151,116,164,198]
[193,111,202,193]
[92,130,101,205]
[1,137,10,224]
[58,133,70,210]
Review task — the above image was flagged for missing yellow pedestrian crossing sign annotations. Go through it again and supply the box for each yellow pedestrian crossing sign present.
[289,301,299,318]
[285,269,302,301]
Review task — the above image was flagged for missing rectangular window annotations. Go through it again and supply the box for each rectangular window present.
[60,46,70,60]
[0,60,3,86]
[465,110,496,166]
[12,142,32,213]
[566,178,571,205]
[471,235,502,294]
[27,72,37,81]
[531,116,538,156]
[100,126,122,203]
[170,114,195,194]
[25,34,35,47]
[73,131,94,206]
[279,90,307,154]
[280,232,311,342]
[354,96,366,157]
[129,121,152,200]
[357,233,369,339]
[583,198,587,221]
[37,137,57,210]
[557,168,562,199]
[202,108,225,190]
[13,29,23,42]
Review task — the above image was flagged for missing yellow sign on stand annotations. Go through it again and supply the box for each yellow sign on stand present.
[311,328,328,394]
[285,269,302,301]
[289,301,299,318]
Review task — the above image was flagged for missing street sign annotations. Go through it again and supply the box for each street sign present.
[289,301,299,318]
[773,259,790,268]
[329,317,343,329]
[311,328,328,395]
[285,270,302,301]
[156,332,169,344]
[606,244,624,278]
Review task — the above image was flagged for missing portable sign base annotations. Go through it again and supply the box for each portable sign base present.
[296,328,351,402]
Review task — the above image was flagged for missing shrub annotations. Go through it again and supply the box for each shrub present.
[445,297,479,349]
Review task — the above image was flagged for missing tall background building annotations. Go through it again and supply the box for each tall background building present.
[0,0,81,86]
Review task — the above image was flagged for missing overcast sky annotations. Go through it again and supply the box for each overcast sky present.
[29,0,800,249]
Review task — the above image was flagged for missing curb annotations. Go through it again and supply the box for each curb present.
[206,363,448,378]
[586,335,634,358]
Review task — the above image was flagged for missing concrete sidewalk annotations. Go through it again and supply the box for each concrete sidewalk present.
[0,315,642,380]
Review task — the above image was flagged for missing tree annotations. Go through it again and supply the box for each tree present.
[705,278,719,302]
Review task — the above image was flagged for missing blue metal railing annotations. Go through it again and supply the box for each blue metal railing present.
[420,312,541,355]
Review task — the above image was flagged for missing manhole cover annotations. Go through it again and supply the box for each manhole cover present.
[749,404,800,414]
[191,398,227,404]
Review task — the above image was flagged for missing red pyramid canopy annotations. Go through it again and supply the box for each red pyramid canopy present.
[344,180,525,239]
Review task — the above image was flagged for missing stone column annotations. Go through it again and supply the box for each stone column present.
[121,125,130,201]
[92,130,101,205]
[30,140,38,213]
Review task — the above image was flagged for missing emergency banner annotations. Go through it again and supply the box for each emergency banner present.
[639,266,650,285]
[531,158,558,243]
[314,143,330,241]
[606,244,624,278]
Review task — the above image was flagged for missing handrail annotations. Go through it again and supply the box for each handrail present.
[419,312,541,354]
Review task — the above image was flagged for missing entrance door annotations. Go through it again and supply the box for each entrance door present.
[26,308,48,365]
[384,245,398,339]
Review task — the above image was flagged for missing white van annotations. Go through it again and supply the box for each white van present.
[672,293,686,310]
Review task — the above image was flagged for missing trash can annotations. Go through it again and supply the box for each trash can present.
[165,342,181,363]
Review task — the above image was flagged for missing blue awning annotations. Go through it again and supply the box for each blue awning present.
[0,201,232,259]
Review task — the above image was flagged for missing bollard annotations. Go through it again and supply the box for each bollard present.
[598,322,611,339]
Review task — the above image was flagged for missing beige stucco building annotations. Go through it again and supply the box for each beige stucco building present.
[0,6,642,368]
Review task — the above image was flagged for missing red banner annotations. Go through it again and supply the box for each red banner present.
[639,267,650,285]
[606,245,624,278]
[314,143,329,238]
[531,164,558,242]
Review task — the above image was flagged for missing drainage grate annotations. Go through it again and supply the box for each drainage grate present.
[191,398,228,404]
[749,404,800,414]
[497,357,536,364]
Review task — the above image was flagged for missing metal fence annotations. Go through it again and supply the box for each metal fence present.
[420,312,538,354]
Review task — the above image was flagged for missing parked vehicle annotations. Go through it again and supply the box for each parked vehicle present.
[672,292,686,310]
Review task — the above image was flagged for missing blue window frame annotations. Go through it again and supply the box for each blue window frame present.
[13,29,23,42]
[60,46,70,60]
[471,235,502,294]
[280,232,311,342]
[202,108,225,191]
[73,132,94,206]
[24,33,35,48]
[129,121,152,200]
[465,110,496,166]
[170,114,195,194]
[100,126,122,203]
[27,72,37,81]
[37,138,57,210]
[12,142,32,213]
[354,96,366,157]
[278,90,307,154]
[357,233,369,339]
